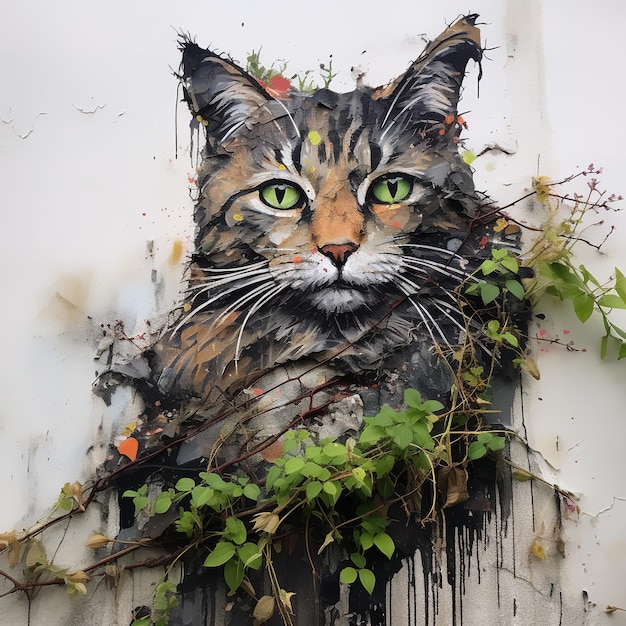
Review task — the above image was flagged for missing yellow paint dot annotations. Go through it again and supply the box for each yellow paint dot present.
[233,213,244,222]
[308,130,322,146]
[278,164,286,170]
[168,239,184,266]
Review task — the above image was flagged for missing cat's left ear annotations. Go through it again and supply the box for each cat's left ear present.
[179,39,277,143]
[375,14,482,139]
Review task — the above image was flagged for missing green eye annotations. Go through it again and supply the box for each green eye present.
[260,182,302,210]
[371,176,412,204]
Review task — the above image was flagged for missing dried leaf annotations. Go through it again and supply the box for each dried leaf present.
[437,466,469,507]
[25,540,47,569]
[605,605,626,613]
[67,570,89,583]
[278,589,296,614]
[253,595,275,624]
[252,512,281,534]
[260,440,284,463]
[0,531,20,567]
[85,533,111,549]
[512,469,533,482]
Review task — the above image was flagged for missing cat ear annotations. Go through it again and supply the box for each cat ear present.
[179,40,279,142]
[375,14,482,139]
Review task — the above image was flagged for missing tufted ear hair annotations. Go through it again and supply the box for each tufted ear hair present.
[179,39,280,143]
[375,14,482,141]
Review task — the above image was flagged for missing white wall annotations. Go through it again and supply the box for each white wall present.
[1,0,625,623]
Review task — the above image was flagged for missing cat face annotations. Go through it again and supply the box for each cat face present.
[155,16,501,397]
[181,16,482,323]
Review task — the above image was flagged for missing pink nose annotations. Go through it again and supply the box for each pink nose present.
[319,242,359,267]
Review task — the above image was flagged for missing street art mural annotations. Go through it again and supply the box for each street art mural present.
[89,15,529,625]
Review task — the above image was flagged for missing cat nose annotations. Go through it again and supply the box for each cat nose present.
[319,242,359,268]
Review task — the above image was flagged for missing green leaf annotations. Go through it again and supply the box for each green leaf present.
[477,432,493,444]
[480,259,498,276]
[468,441,487,460]
[487,436,506,451]
[411,422,435,450]
[505,279,525,300]
[548,262,579,284]
[306,481,323,501]
[322,442,347,459]
[500,255,519,274]
[601,334,609,360]
[373,533,395,559]
[301,462,323,478]
[265,466,282,491]
[282,438,299,453]
[340,567,358,584]
[479,282,500,305]
[153,492,173,514]
[359,532,374,551]
[375,455,396,478]
[131,619,151,626]
[359,424,386,445]
[350,552,367,568]
[502,332,519,348]
[358,568,376,594]
[225,517,247,545]
[390,423,413,450]
[224,557,244,592]
[404,388,422,408]
[323,481,338,496]
[615,268,626,303]
[238,543,263,570]
[243,483,260,502]
[191,485,214,508]
[284,457,306,475]
[572,293,594,323]
[420,399,444,414]
[619,341,626,360]
[204,541,236,567]
[175,477,195,492]
[598,294,626,309]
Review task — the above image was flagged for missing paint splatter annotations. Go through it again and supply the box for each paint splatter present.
[308,130,322,145]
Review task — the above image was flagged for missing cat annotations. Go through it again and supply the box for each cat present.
[95,15,528,626]
[102,13,522,473]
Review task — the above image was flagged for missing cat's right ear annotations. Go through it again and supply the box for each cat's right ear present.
[179,40,275,143]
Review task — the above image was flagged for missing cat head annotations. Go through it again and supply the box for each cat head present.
[176,16,483,320]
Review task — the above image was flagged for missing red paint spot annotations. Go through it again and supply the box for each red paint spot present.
[539,329,547,337]
[142,212,147,216]
[391,222,402,229]
[479,236,488,249]
[292,255,302,264]
[118,437,138,462]
[563,329,570,335]
[252,387,264,397]
[268,74,291,96]
[323,267,328,273]
[438,128,446,136]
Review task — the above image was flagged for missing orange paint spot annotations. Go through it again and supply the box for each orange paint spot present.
[457,115,466,126]
[292,255,302,264]
[391,222,402,229]
[118,437,138,462]
[445,114,455,125]
[438,129,446,136]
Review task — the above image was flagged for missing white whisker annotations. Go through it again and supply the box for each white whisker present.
[234,283,289,365]
[210,281,278,332]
